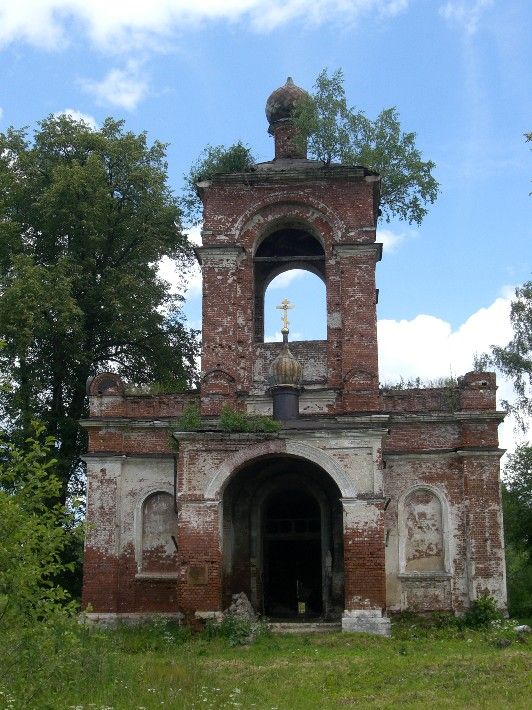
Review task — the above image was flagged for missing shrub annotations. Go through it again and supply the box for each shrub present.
[177,401,202,430]
[219,404,281,433]
[462,594,503,629]
[203,615,270,646]
[0,423,78,626]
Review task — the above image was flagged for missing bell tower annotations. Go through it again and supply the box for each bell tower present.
[196,77,382,417]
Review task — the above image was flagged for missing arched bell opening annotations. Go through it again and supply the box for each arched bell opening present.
[253,225,326,342]
[222,455,344,620]
[264,268,327,341]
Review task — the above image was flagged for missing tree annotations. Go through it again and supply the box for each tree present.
[0,422,78,625]
[181,71,438,228]
[502,445,532,616]
[182,141,255,226]
[294,69,439,225]
[485,281,532,428]
[0,115,199,499]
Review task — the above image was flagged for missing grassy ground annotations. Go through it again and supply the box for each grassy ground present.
[0,618,531,709]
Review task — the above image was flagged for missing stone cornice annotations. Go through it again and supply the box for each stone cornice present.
[385,410,506,424]
[333,243,383,261]
[194,245,245,266]
[80,419,179,428]
[384,447,505,460]
[82,453,174,461]
[199,164,378,189]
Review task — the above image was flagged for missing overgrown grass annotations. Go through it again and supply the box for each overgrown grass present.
[1,616,530,709]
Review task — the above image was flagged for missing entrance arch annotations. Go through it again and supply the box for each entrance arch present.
[221,455,344,620]
[205,439,357,500]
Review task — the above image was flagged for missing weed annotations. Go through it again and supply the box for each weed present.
[219,404,281,433]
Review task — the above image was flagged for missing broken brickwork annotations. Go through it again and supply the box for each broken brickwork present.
[81,79,506,633]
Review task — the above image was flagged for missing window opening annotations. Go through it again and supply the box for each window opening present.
[264,269,326,341]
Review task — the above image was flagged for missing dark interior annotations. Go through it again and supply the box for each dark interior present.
[263,489,323,618]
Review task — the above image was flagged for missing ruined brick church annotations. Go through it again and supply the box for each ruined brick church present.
[82,79,507,634]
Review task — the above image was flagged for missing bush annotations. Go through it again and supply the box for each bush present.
[182,142,255,226]
[0,423,78,626]
[462,594,503,629]
[219,404,281,433]
[203,615,270,646]
[177,401,202,430]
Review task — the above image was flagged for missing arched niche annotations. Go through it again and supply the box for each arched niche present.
[253,222,325,342]
[398,486,448,574]
[138,491,179,575]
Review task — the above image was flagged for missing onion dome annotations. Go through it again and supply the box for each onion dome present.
[265,77,309,127]
[269,339,302,388]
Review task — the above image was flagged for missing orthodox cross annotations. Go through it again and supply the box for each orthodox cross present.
[276,298,294,334]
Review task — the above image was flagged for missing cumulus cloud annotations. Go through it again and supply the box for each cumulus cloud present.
[378,295,513,382]
[439,0,494,36]
[81,62,148,110]
[378,292,526,454]
[377,228,415,254]
[158,226,203,298]
[55,108,97,128]
[0,1,411,52]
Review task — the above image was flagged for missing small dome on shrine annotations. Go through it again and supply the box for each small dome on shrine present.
[269,340,302,388]
[265,77,309,126]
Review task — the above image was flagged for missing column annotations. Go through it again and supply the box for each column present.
[177,499,223,624]
[82,456,124,619]
[461,452,507,610]
[342,498,390,635]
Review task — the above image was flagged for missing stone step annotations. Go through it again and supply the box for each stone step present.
[269,621,342,634]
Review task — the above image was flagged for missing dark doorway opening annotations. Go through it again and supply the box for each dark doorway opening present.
[262,489,323,618]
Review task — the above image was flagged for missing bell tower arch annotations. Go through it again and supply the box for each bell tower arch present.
[196,77,382,416]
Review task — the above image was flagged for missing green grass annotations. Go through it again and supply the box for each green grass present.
[0,619,531,709]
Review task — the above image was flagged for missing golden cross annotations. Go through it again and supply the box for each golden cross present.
[276,298,294,333]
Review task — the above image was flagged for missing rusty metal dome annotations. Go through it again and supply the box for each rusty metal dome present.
[265,77,309,127]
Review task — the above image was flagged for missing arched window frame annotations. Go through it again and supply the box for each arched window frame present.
[252,220,326,343]
[397,484,450,577]
[134,486,179,579]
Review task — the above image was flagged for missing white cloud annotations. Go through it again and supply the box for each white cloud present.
[81,61,148,110]
[378,295,512,382]
[439,0,493,36]
[378,293,528,455]
[0,1,411,52]
[158,226,203,298]
[377,228,412,254]
[268,269,307,289]
[186,225,203,246]
[55,108,97,128]
[0,106,3,121]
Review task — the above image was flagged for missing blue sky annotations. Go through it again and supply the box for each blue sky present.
[1,0,530,448]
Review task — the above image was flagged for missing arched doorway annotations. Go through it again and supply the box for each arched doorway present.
[221,455,344,620]
[263,488,322,617]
